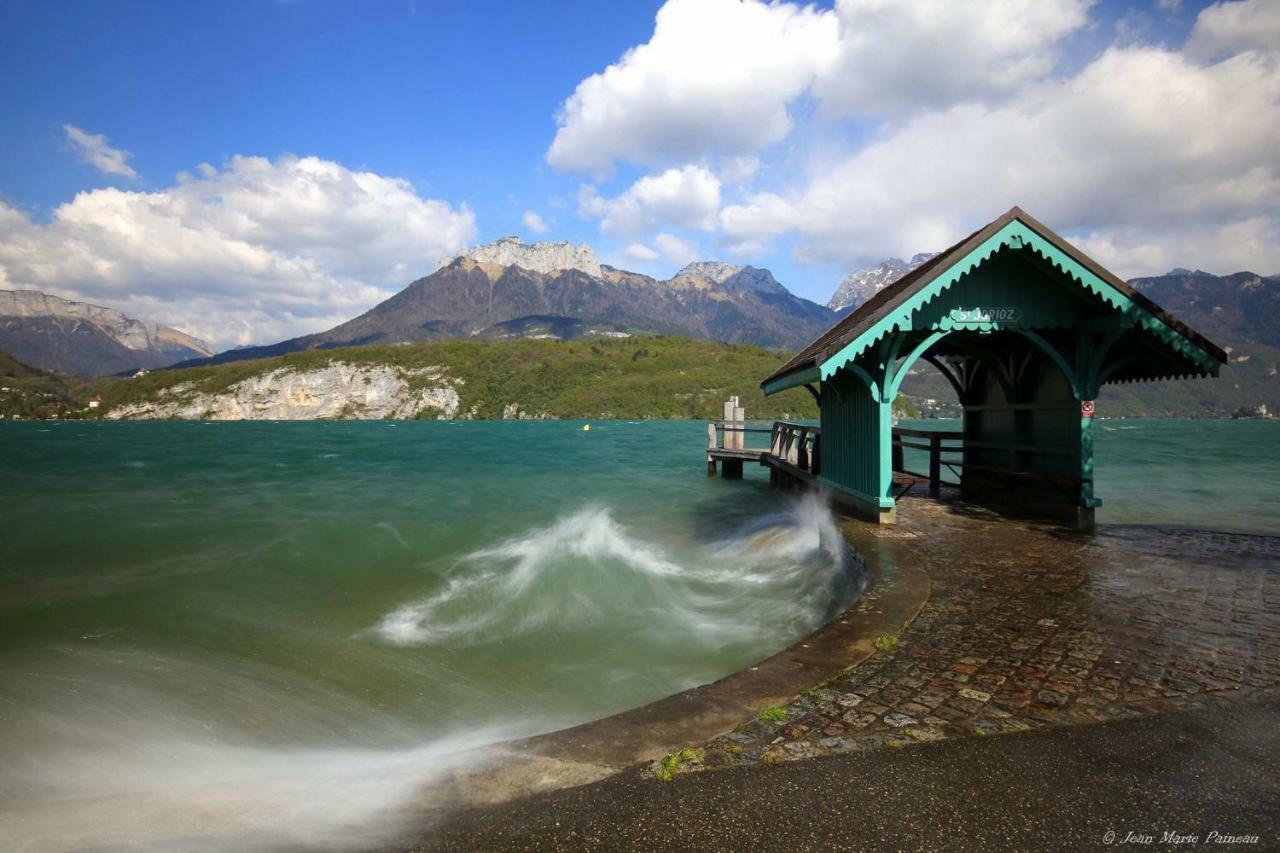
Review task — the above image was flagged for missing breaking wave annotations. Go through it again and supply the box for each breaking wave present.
[376,493,860,653]
[3,489,859,852]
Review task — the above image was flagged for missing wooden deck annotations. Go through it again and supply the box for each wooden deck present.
[706,420,817,479]
[707,419,965,499]
[707,447,767,461]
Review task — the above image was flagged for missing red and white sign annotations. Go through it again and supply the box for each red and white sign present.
[1081,400,1095,419]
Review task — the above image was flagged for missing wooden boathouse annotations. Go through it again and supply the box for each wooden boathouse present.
[716,207,1227,529]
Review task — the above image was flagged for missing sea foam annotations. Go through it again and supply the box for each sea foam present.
[375,494,858,650]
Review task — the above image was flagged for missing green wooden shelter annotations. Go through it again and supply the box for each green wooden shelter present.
[762,207,1227,529]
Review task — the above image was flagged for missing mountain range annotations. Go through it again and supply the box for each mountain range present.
[0,289,212,376]
[175,239,836,368]
[828,252,937,314]
[1102,269,1279,416]
[1,238,1275,418]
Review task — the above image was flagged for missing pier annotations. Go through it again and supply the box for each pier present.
[707,413,960,500]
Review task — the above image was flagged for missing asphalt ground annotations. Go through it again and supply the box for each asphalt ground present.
[403,698,1280,852]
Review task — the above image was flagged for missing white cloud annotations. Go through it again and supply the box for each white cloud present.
[725,239,767,260]
[596,165,721,239]
[718,192,797,244]
[654,232,700,266]
[717,156,762,186]
[1186,0,1280,61]
[721,37,1280,276]
[619,242,661,264]
[546,0,838,174]
[536,0,1280,289]
[546,0,1093,176]
[521,210,549,234]
[63,124,138,179]
[1075,216,1280,278]
[814,0,1092,116]
[0,154,475,348]
[576,184,606,218]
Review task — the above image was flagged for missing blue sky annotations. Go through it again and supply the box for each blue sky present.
[0,0,1275,348]
[0,1,658,231]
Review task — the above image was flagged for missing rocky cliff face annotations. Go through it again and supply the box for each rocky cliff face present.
[106,362,460,420]
[828,252,936,313]
[0,289,213,376]
[440,236,602,277]
[672,262,788,296]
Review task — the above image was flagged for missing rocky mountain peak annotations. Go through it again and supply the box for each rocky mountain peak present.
[674,261,743,283]
[828,252,937,313]
[0,289,212,355]
[441,236,602,277]
[0,288,214,376]
[672,262,787,295]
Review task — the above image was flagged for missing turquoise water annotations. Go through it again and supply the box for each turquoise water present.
[898,418,1280,532]
[1093,419,1280,531]
[0,420,857,849]
[0,418,1276,848]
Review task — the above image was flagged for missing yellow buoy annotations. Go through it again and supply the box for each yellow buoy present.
[582,423,590,431]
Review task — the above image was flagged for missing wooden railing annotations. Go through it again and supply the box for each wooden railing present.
[892,427,963,493]
[770,420,821,476]
[708,420,773,452]
[707,420,965,492]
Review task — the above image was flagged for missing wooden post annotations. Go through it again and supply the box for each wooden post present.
[929,433,941,494]
[732,406,745,449]
[707,421,717,450]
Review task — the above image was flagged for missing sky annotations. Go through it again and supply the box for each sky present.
[0,0,1276,350]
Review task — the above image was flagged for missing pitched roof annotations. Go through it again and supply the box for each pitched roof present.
[763,207,1227,387]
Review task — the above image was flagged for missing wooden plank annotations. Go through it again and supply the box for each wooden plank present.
[708,449,767,461]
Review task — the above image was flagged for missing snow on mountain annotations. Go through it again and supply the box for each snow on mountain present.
[828,252,936,313]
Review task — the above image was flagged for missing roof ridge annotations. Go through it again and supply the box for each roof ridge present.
[762,208,1225,390]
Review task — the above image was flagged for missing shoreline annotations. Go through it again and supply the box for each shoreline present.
[397,523,930,811]
[399,484,1280,829]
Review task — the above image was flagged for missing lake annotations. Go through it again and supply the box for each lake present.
[0,419,858,849]
[0,418,1276,848]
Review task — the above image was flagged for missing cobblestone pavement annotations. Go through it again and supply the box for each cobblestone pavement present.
[683,495,1280,774]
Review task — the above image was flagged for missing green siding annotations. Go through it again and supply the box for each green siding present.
[819,369,890,507]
